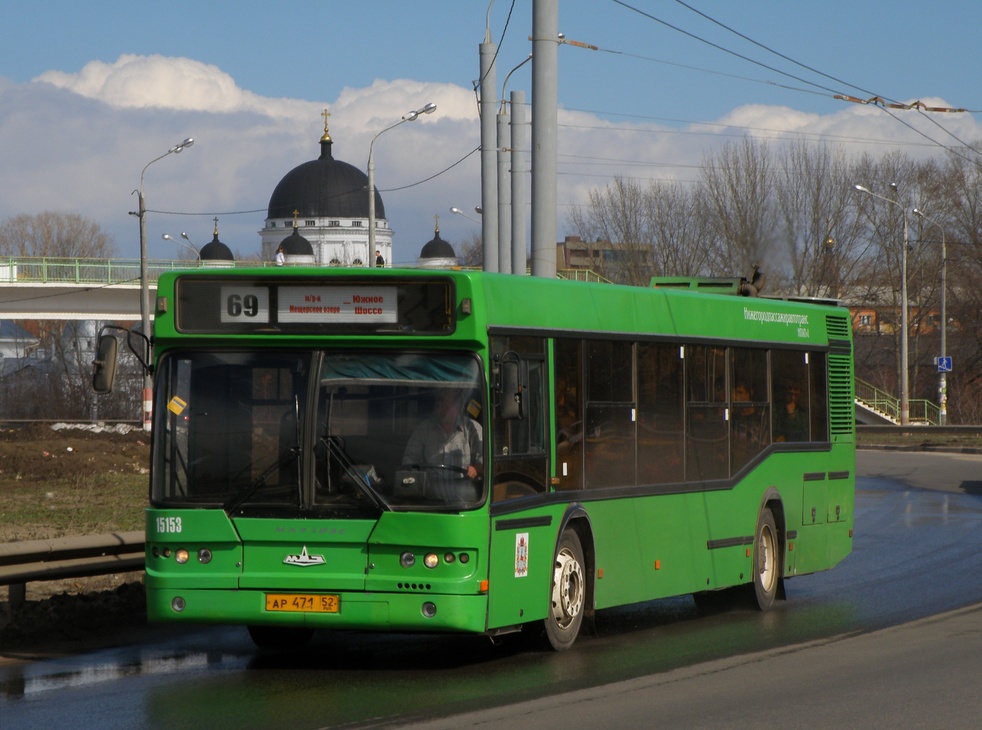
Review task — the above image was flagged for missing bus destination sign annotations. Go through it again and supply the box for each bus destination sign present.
[176,276,454,335]
[277,285,396,324]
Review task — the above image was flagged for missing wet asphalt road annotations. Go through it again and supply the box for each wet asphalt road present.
[2,450,981,729]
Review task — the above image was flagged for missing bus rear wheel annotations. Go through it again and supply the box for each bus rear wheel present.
[751,507,780,611]
[544,529,586,651]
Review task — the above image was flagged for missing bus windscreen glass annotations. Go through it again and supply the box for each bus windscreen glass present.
[152,350,485,513]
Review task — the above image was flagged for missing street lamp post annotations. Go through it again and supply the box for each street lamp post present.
[133,137,194,430]
[161,233,200,260]
[450,206,481,224]
[913,208,947,424]
[367,103,436,257]
[854,184,909,425]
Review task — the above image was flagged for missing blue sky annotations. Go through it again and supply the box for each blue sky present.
[2,0,980,263]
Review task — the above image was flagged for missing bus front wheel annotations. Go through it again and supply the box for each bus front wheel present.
[544,529,586,651]
[751,507,780,611]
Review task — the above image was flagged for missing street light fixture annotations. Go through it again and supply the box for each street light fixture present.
[161,233,200,260]
[132,137,194,430]
[854,183,910,425]
[367,103,437,255]
[912,208,948,424]
[450,206,481,224]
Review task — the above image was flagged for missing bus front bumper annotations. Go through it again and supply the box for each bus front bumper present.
[146,587,490,634]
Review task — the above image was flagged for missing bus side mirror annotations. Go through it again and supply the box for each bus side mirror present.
[498,354,525,420]
[92,334,119,394]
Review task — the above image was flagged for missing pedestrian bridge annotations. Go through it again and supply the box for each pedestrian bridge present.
[0,256,609,319]
[0,256,246,320]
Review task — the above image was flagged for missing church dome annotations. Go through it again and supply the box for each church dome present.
[420,229,455,260]
[199,230,234,261]
[279,226,314,256]
[418,222,457,268]
[266,134,383,220]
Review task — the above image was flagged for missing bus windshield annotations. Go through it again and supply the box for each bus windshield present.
[152,350,486,513]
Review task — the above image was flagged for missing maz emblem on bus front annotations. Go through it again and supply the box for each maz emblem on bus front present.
[283,547,326,567]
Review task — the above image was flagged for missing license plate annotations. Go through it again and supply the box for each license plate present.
[265,594,339,613]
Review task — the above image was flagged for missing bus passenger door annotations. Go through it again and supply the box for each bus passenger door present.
[487,340,553,630]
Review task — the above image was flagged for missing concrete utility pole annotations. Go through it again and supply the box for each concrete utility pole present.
[497,105,511,273]
[479,21,499,272]
[530,0,558,278]
[511,89,528,275]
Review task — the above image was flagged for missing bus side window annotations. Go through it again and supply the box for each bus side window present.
[490,336,548,501]
[554,338,583,491]
[638,342,683,484]
[771,350,809,442]
[809,352,829,441]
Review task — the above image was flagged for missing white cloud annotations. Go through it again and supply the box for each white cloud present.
[5,54,981,265]
[34,54,310,117]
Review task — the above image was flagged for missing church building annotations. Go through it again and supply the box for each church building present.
[260,111,392,267]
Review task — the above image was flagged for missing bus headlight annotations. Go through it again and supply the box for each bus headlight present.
[423,553,439,569]
[400,551,416,568]
[197,548,213,564]
[175,549,190,564]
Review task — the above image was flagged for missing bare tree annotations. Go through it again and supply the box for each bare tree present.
[774,141,866,297]
[648,181,720,277]
[0,211,116,258]
[454,232,484,268]
[0,213,131,420]
[700,138,777,275]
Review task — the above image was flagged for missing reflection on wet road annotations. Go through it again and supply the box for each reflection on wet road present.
[4,452,982,729]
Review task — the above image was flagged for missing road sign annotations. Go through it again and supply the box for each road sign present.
[936,356,953,373]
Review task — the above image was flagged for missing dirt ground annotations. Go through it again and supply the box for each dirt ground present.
[0,424,151,659]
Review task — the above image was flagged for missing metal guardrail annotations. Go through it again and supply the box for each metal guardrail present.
[0,531,144,609]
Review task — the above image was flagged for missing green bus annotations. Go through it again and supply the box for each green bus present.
[98,267,854,651]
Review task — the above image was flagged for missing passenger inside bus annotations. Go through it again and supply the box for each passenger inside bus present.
[774,384,808,442]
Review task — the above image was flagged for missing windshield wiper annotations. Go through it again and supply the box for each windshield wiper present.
[223,448,300,514]
[322,437,390,512]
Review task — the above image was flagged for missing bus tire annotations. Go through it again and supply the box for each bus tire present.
[544,529,586,651]
[751,507,780,611]
[247,625,314,650]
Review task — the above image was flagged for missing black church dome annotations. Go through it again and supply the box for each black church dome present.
[199,232,234,261]
[267,137,383,220]
[420,230,455,259]
[279,227,314,256]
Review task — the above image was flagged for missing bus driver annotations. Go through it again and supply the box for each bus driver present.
[402,389,483,503]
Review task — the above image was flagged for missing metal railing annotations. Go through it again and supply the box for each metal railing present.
[0,256,272,286]
[0,531,144,609]
[0,256,613,285]
[855,378,940,426]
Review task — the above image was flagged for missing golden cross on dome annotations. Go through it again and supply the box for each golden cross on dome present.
[434,213,440,233]
[320,109,332,142]
[292,209,300,229]
[213,216,219,235]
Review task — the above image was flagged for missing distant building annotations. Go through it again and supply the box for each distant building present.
[0,320,39,360]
